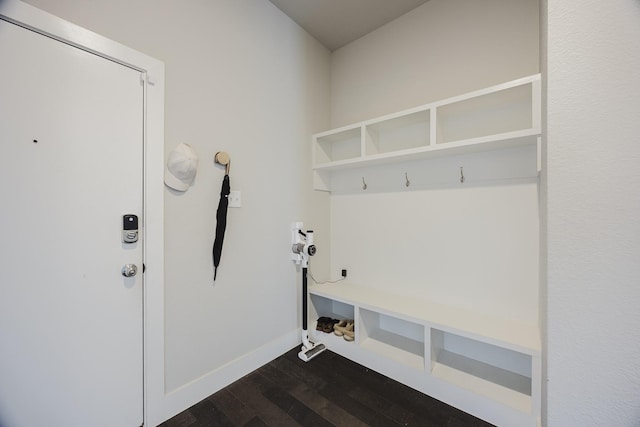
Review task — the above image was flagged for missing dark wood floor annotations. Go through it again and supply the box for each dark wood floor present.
[159,347,493,427]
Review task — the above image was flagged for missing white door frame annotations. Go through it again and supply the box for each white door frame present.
[0,1,166,425]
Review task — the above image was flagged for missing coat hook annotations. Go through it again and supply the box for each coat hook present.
[405,172,410,187]
[362,177,367,190]
[460,166,465,184]
[215,151,231,175]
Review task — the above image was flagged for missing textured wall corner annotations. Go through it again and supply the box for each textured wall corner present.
[546,0,640,425]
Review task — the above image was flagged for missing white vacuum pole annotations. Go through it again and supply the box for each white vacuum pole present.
[292,223,326,362]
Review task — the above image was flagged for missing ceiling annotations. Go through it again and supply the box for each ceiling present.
[268,0,430,51]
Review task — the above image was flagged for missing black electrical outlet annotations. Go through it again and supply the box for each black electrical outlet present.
[341,269,347,278]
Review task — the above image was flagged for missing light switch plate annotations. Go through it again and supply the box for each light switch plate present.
[228,190,241,208]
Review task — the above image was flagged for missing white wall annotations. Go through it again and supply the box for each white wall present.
[326,0,541,327]
[331,182,540,323]
[22,0,332,424]
[539,0,549,424]
[330,0,540,127]
[546,0,640,425]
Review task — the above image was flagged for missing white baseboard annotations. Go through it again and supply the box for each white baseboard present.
[150,329,300,427]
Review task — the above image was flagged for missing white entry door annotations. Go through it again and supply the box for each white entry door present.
[0,18,144,427]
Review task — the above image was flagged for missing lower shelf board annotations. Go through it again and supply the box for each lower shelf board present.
[360,332,424,371]
[310,325,356,348]
[431,350,532,414]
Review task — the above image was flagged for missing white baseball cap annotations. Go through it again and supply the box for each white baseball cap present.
[165,143,198,191]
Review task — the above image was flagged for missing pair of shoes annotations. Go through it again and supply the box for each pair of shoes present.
[334,320,355,342]
[315,317,331,331]
[324,318,339,333]
[316,317,339,333]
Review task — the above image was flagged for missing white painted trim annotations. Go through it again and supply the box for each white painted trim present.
[0,1,166,426]
[158,330,300,423]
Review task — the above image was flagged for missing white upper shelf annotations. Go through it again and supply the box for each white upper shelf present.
[312,74,542,178]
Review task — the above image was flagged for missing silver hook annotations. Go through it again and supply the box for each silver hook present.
[405,172,410,187]
[362,177,367,190]
[460,166,465,184]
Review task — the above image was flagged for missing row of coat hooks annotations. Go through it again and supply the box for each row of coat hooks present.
[360,166,465,190]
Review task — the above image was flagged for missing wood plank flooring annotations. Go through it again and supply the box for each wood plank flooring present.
[159,347,494,427]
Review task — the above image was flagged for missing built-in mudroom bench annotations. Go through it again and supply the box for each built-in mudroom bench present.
[309,74,542,426]
[308,283,540,427]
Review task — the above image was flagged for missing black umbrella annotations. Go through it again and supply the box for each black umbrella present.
[213,152,231,281]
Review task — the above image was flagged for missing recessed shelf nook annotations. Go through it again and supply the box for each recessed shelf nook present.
[312,74,541,192]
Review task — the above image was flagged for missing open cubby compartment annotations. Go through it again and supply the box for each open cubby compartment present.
[435,81,535,145]
[309,293,354,326]
[313,125,362,165]
[359,308,425,371]
[365,108,430,156]
[430,328,533,413]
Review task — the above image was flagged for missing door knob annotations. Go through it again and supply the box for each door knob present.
[121,264,137,277]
